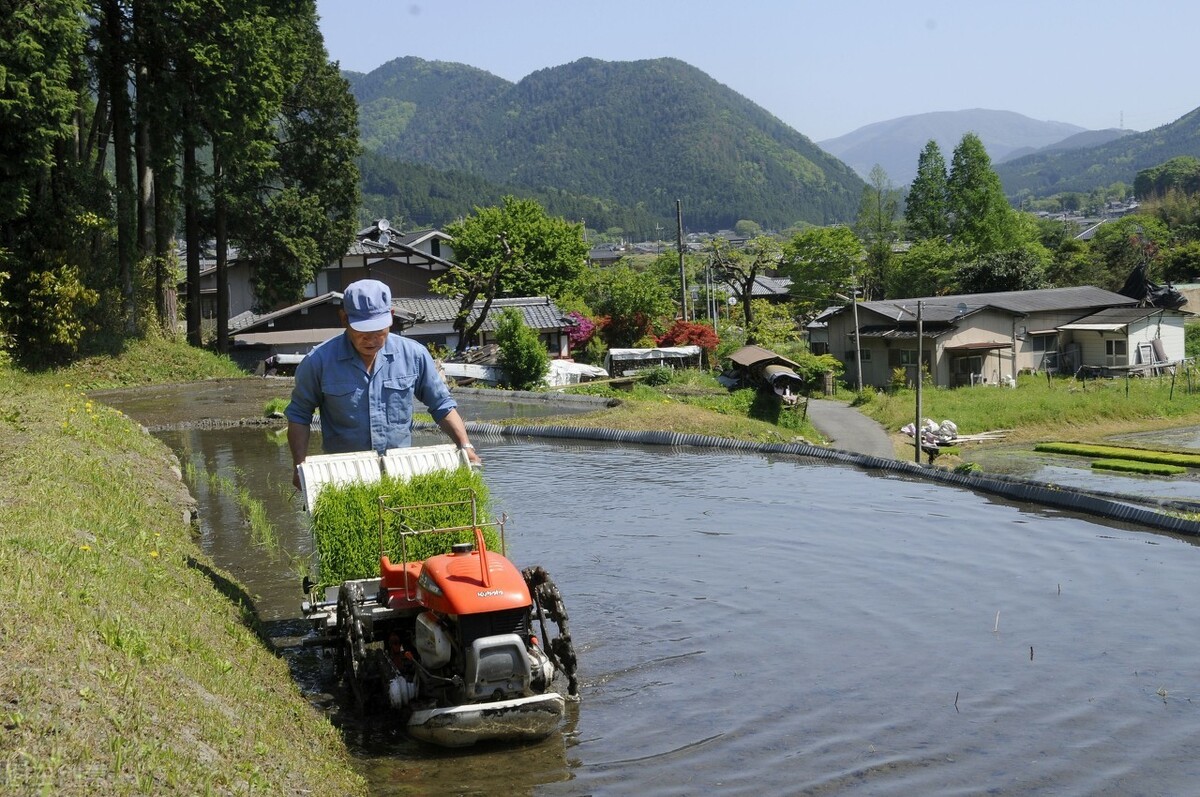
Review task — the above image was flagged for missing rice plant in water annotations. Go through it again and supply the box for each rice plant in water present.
[310,468,499,587]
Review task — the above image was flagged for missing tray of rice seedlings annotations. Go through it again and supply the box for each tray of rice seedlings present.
[1091,458,1188,476]
[310,466,502,589]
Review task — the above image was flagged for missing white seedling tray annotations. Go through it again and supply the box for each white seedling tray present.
[297,444,469,512]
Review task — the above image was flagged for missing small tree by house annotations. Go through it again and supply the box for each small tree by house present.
[496,307,549,390]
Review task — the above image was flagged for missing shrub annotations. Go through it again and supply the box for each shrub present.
[656,320,720,357]
[496,307,549,390]
[640,365,673,386]
[565,311,597,349]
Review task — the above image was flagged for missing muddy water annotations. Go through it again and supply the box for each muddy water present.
[100,385,1200,796]
[956,426,1200,504]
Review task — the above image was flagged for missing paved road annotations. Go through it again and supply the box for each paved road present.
[805,398,897,459]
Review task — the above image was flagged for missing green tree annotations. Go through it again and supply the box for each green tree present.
[905,140,949,241]
[947,133,1023,255]
[496,307,549,390]
[0,1,97,365]
[240,6,361,311]
[744,298,800,350]
[886,238,961,299]
[0,0,85,225]
[780,226,864,319]
[709,235,782,341]
[855,165,901,299]
[955,248,1051,294]
[572,260,675,347]
[734,219,762,238]
[1086,215,1170,290]
[1144,188,1200,243]
[1161,241,1200,283]
[437,196,586,352]
[1134,156,1200,200]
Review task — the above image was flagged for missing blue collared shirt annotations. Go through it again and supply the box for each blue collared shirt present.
[285,332,457,455]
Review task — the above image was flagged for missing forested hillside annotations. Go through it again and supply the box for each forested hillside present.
[347,56,865,234]
[996,106,1200,199]
[358,152,662,234]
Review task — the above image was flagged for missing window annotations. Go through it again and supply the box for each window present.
[953,355,982,375]
[898,349,919,365]
[1029,334,1057,353]
[846,349,871,362]
[1105,339,1127,367]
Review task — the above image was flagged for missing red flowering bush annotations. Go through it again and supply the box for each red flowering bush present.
[565,311,596,348]
[656,320,719,356]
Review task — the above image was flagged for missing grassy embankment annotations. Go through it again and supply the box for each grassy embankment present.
[849,370,1200,459]
[524,368,823,443]
[0,338,365,795]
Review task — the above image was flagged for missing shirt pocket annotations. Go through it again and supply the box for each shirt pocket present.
[383,374,418,424]
[321,381,362,424]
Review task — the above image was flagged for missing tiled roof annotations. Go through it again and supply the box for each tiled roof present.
[855,286,1135,324]
[396,296,570,332]
[1067,305,1190,325]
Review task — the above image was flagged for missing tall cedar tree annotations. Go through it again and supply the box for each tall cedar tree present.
[855,165,901,300]
[239,4,360,312]
[1,0,359,359]
[946,133,1021,256]
[0,1,100,366]
[905,140,949,241]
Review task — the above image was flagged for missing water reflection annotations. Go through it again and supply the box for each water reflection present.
[147,421,1200,796]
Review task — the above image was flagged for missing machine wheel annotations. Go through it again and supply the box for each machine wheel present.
[523,566,579,696]
[335,582,369,710]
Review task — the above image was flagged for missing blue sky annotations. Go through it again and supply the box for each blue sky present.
[316,0,1198,142]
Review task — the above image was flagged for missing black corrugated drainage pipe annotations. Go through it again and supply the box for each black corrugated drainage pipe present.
[421,421,1200,537]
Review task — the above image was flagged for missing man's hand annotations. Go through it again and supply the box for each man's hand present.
[463,445,482,467]
[287,421,311,493]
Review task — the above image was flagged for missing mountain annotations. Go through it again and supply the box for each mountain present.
[995,107,1200,199]
[998,127,1135,163]
[818,109,1089,185]
[346,56,865,234]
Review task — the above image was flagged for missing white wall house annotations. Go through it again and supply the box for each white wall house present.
[822,286,1190,389]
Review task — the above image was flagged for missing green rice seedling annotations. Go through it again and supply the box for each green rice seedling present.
[1036,442,1200,468]
[310,468,499,588]
[264,397,289,417]
[204,468,279,551]
[1091,459,1187,476]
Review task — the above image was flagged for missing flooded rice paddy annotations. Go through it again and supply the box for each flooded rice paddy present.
[100,384,1200,796]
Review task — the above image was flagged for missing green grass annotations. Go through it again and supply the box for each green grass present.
[310,469,500,588]
[1092,459,1188,475]
[855,369,1200,441]
[0,345,364,795]
[557,370,823,441]
[46,334,248,389]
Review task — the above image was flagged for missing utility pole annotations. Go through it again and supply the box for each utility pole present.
[850,267,862,393]
[676,200,688,321]
[915,300,923,464]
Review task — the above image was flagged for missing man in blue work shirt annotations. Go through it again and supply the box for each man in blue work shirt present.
[285,278,481,490]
